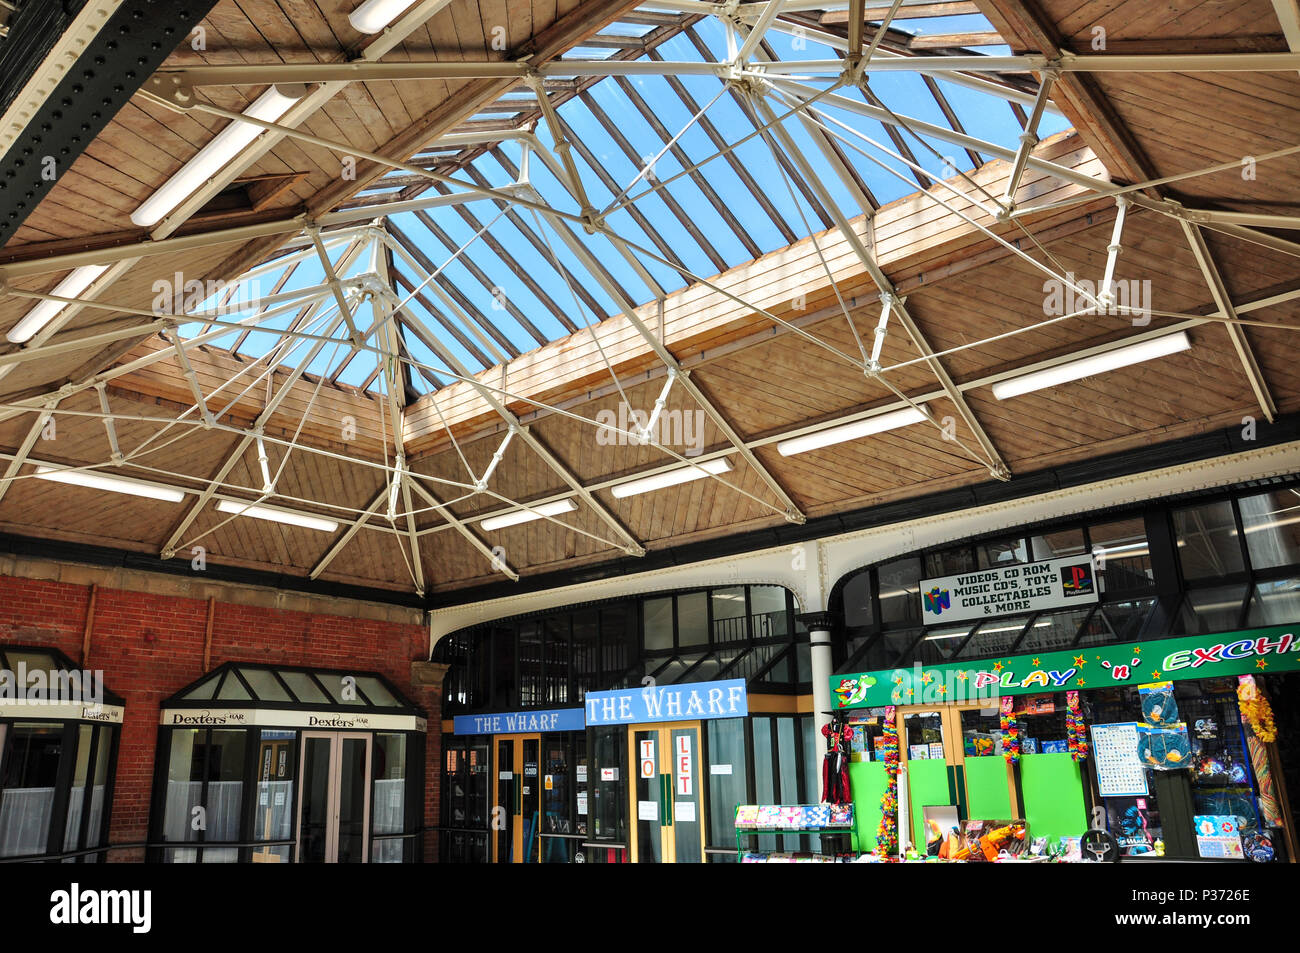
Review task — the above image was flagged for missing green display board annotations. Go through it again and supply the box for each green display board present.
[965,756,1013,819]
[906,759,951,847]
[849,761,888,850]
[1020,752,1088,843]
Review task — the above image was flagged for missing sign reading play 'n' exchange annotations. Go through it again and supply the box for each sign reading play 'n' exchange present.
[919,555,1098,625]
[830,625,1300,710]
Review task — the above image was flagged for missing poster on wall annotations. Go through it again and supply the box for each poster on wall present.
[917,555,1097,626]
[1106,797,1160,856]
[1194,815,1244,859]
[1090,723,1149,797]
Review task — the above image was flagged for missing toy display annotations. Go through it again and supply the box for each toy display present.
[876,706,900,858]
[1139,681,1178,726]
[952,820,1027,861]
[1138,724,1192,768]
[821,713,854,805]
[1065,690,1088,762]
[1237,675,1277,743]
[999,696,1020,764]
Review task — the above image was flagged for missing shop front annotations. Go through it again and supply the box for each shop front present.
[452,706,587,863]
[585,678,748,863]
[436,584,819,863]
[149,662,426,863]
[0,645,123,863]
[827,483,1300,862]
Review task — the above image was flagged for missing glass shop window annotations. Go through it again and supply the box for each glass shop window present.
[960,707,1004,758]
[491,626,516,710]
[642,597,674,653]
[903,711,944,759]
[1076,599,1157,648]
[846,709,890,763]
[160,728,246,863]
[518,623,542,709]
[65,724,112,861]
[924,546,976,578]
[706,719,747,861]
[1174,501,1246,580]
[0,723,64,858]
[711,587,747,643]
[250,730,295,864]
[440,738,490,862]
[879,557,922,626]
[202,729,247,863]
[572,611,599,703]
[1237,489,1300,570]
[1031,527,1087,560]
[676,591,709,648]
[1177,679,1264,837]
[1084,689,1163,857]
[748,585,790,640]
[601,604,634,679]
[371,733,407,863]
[1178,584,1248,634]
[1247,577,1300,626]
[543,617,570,707]
[958,616,1030,660]
[1016,607,1093,654]
[586,726,627,863]
[1090,517,1152,592]
[842,571,874,629]
[977,537,1027,569]
[1015,703,1069,755]
[917,624,974,665]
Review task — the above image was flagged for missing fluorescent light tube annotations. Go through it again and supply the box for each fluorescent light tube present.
[776,405,928,457]
[348,0,421,33]
[7,265,109,343]
[481,498,577,531]
[992,332,1191,400]
[216,499,338,532]
[130,85,306,228]
[610,458,732,499]
[34,466,184,502]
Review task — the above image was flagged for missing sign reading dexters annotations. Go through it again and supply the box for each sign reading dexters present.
[584,678,747,726]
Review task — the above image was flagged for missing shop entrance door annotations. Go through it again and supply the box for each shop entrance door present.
[627,723,705,863]
[493,734,542,862]
[896,705,1018,850]
[296,732,372,863]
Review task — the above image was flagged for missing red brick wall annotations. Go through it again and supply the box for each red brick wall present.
[0,574,436,861]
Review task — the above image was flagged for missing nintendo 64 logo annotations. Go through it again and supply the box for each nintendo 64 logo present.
[1061,562,1095,598]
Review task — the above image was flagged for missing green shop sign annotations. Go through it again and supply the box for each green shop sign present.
[830,625,1300,709]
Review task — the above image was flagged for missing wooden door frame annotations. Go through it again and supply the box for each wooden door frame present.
[625,721,707,863]
[512,733,542,863]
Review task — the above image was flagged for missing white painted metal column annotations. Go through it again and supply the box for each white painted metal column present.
[798,610,836,744]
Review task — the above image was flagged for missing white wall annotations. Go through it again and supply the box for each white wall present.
[428,439,1300,652]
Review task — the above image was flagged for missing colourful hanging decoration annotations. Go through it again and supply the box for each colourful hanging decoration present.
[876,706,900,857]
[1000,696,1020,763]
[1066,690,1089,762]
[1238,675,1277,744]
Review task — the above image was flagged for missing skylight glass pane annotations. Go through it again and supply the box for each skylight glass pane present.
[353,676,400,708]
[215,671,252,701]
[279,671,329,705]
[238,667,292,703]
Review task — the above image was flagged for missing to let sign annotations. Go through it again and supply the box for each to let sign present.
[918,555,1098,625]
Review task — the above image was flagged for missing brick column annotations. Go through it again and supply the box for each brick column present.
[410,660,448,863]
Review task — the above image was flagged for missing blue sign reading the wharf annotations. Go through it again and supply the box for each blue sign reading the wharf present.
[453,708,586,736]
[584,678,747,726]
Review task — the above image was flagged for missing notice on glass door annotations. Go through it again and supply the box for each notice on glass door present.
[674,801,696,823]
[637,800,658,821]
